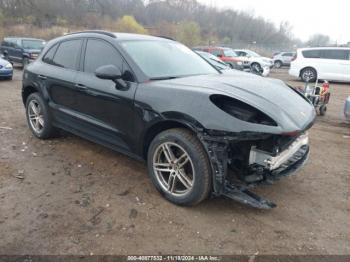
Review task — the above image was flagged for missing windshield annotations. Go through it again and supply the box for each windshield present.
[121,40,218,79]
[223,49,238,57]
[197,51,230,70]
[22,40,46,50]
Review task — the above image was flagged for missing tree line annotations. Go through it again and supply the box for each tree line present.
[0,0,332,52]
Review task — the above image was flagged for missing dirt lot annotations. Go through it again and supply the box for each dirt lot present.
[0,68,349,255]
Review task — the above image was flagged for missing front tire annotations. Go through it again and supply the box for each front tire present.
[147,128,211,206]
[251,62,263,75]
[25,93,57,139]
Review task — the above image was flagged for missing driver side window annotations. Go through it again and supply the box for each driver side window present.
[84,39,123,74]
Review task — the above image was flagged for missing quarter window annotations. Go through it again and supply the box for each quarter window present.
[84,39,123,74]
[42,44,59,64]
[52,40,82,70]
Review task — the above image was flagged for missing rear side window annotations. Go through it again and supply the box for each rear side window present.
[52,40,82,70]
[42,44,58,64]
[283,53,293,56]
[84,39,123,74]
[321,49,349,60]
[302,50,321,58]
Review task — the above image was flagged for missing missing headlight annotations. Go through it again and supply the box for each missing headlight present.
[210,94,277,126]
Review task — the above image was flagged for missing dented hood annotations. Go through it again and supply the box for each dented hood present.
[160,71,316,132]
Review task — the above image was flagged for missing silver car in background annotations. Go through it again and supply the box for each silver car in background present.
[234,49,273,76]
[273,52,296,68]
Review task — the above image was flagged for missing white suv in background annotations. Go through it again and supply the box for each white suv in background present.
[289,47,350,82]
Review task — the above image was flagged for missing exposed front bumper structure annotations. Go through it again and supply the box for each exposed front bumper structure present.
[249,133,309,171]
[199,132,310,209]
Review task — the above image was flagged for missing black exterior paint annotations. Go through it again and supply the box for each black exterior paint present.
[22,32,316,208]
[22,31,316,159]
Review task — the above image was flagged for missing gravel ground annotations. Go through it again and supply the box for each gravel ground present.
[0,68,349,255]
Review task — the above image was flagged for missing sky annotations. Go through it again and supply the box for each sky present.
[198,0,349,44]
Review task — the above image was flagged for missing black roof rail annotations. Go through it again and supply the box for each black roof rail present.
[65,30,116,38]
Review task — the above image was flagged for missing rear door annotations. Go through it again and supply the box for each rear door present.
[345,51,350,81]
[39,39,83,126]
[12,39,24,62]
[320,49,349,81]
[5,39,18,62]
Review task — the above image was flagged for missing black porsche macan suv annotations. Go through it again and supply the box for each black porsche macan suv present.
[22,31,316,208]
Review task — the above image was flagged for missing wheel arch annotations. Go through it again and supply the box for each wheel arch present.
[250,61,262,69]
[142,119,200,160]
[22,84,42,105]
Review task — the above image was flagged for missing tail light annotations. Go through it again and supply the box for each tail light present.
[291,53,297,61]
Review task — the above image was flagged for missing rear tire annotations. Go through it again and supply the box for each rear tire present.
[25,93,57,139]
[147,128,211,206]
[301,67,317,82]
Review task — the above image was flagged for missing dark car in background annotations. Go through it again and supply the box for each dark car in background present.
[193,46,244,70]
[22,31,315,209]
[0,37,46,67]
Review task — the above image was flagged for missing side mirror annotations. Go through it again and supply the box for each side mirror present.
[217,54,223,58]
[95,64,128,90]
[95,64,122,81]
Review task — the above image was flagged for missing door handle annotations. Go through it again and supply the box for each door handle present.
[75,83,87,90]
[38,75,47,80]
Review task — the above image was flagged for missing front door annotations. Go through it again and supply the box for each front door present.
[74,38,138,152]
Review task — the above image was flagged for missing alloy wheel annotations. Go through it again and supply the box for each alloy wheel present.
[28,100,44,133]
[153,142,195,196]
[302,69,315,82]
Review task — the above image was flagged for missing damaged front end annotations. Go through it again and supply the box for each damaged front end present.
[198,130,310,209]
